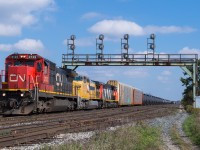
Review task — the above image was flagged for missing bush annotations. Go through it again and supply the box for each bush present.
[185,105,200,115]
[185,105,193,113]
[183,114,200,145]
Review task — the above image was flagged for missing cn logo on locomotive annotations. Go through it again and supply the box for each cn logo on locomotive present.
[10,74,26,82]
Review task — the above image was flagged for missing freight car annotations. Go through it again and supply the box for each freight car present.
[107,80,167,105]
[107,80,143,105]
[0,53,171,115]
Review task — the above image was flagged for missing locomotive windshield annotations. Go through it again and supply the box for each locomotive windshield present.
[13,60,35,66]
[74,76,83,81]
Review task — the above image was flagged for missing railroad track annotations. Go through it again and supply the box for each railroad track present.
[0,104,178,148]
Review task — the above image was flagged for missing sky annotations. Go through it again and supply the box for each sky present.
[0,0,200,101]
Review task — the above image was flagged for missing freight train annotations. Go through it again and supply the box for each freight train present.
[0,53,171,115]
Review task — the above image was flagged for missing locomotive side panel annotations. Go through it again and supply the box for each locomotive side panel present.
[53,67,73,95]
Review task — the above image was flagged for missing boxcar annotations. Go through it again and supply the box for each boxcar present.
[107,80,143,106]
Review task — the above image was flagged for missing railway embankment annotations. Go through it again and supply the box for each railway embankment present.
[2,105,200,150]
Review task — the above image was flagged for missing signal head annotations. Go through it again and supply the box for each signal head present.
[150,44,155,50]
[70,35,76,40]
[150,34,155,40]
[98,44,104,50]
[124,34,129,40]
[70,44,75,50]
[99,34,104,40]
[124,44,129,50]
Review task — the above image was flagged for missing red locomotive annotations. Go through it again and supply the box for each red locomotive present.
[0,53,78,115]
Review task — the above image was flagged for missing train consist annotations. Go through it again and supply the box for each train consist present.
[0,53,171,115]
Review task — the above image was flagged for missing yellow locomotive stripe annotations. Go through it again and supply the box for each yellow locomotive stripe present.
[39,90,75,97]
[1,89,75,96]
[1,89,29,91]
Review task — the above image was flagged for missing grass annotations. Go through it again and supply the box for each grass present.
[183,108,200,146]
[41,123,163,150]
[169,125,191,150]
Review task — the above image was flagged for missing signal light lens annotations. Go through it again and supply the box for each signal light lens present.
[98,44,104,50]
[70,45,75,50]
[124,34,129,40]
[124,44,129,50]
[70,35,76,40]
[150,44,155,50]
[150,34,155,39]
[99,34,104,40]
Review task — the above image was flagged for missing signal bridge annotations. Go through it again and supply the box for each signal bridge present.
[62,34,199,108]
[62,53,197,67]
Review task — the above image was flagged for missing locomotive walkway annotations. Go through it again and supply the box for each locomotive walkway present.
[0,104,178,148]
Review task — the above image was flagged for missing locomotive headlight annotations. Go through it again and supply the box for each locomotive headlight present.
[20,93,24,97]
[2,93,6,97]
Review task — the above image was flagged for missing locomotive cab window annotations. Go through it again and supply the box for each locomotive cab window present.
[25,61,34,66]
[14,61,22,66]
[37,62,42,72]
[44,61,48,74]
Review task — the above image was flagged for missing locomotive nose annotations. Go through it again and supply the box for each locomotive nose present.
[8,66,35,90]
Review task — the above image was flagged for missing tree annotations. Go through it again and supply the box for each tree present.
[180,60,200,107]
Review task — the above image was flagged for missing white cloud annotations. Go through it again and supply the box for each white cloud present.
[81,12,104,20]
[157,76,169,83]
[157,70,171,83]
[0,24,21,36]
[88,20,144,36]
[162,70,171,76]
[0,0,55,36]
[0,39,45,52]
[88,19,195,37]
[179,47,200,57]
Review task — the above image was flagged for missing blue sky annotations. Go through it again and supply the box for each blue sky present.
[0,0,200,101]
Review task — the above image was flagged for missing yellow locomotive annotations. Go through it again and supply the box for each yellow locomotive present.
[73,75,96,100]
